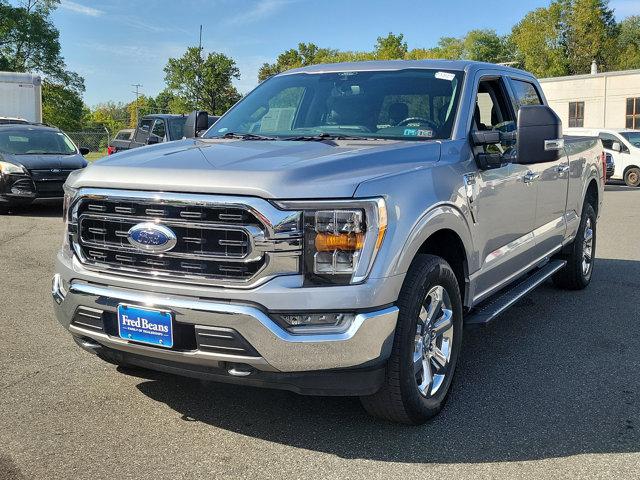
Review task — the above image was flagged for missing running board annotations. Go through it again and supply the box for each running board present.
[465,259,567,326]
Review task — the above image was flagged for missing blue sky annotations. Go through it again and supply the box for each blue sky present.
[46,0,640,106]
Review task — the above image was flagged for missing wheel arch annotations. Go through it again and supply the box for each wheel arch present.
[391,204,474,306]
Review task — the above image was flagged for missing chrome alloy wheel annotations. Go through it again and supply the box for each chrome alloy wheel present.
[582,217,594,276]
[414,285,454,397]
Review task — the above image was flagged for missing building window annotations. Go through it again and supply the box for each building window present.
[627,98,640,129]
[568,102,584,128]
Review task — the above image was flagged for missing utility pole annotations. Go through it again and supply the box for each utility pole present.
[196,25,203,109]
[131,83,143,126]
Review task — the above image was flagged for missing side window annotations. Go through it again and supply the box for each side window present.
[600,133,629,153]
[626,97,640,129]
[472,79,516,154]
[151,119,166,139]
[511,79,542,109]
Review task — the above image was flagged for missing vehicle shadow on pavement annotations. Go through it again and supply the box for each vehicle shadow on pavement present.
[0,199,62,218]
[134,257,639,464]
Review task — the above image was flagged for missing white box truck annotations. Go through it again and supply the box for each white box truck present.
[0,72,42,123]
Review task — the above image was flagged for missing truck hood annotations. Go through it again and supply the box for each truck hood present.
[69,138,442,198]
[1,152,87,170]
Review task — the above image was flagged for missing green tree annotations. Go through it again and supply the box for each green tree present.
[615,16,640,70]
[461,29,510,63]
[565,0,618,73]
[0,0,83,91]
[374,33,408,59]
[258,42,339,81]
[41,81,84,130]
[87,102,129,135]
[510,3,570,77]
[164,47,241,115]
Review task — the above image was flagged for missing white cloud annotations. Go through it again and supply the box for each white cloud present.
[59,0,104,17]
[224,0,295,26]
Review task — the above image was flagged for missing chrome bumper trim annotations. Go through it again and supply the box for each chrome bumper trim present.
[52,278,398,372]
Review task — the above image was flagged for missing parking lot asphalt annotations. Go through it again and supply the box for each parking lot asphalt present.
[1,186,639,480]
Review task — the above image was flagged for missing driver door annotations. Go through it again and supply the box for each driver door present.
[471,77,538,302]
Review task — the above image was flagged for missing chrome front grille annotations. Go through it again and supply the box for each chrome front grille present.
[69,189,303,287]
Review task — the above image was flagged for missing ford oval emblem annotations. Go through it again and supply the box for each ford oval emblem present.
[127,223,177,253]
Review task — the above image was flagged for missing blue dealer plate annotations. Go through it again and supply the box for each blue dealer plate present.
[117,304,173,348]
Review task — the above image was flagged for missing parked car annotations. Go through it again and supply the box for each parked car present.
[0,123,88,211]
[107,113,220,155]
[107,129,134,155]
[53,60,604,424]
[567,128,640,187]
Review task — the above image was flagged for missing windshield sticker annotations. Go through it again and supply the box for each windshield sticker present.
[403,128,434,138]
[217,127,228,133]
[435,71,456,81]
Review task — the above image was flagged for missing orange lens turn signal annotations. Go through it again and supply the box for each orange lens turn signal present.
[315,232,365,252]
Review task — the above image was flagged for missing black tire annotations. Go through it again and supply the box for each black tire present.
[360,254,463,424]
[624,167,640,188]
[553,203,596,290]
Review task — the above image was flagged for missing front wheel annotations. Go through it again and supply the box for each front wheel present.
[553,203,596,290]
[624,167,640,187]
[360,255,463,424]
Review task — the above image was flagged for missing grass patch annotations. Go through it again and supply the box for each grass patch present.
[85,149,107,162]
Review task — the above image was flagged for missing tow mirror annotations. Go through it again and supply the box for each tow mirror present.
[516,105,563,164]
[611,141,622,152]
[184,110,210,138]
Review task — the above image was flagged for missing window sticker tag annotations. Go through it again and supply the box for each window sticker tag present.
[435,71,456,81]
[403,128,434,138]
[217,127,228,133]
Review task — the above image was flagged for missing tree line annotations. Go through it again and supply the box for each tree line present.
[259,0,639,81]
[2,0,639,135]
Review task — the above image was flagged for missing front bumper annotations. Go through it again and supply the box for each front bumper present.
[52,273,398,386]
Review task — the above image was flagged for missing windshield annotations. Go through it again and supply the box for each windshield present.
[205,69,464,141]
[167,117,187,140]
[621,131,640,148]
[0,129,77,155]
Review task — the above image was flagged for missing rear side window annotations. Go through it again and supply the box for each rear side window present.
[511,79,542,109]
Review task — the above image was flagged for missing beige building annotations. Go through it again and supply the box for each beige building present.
[538,69,640,130]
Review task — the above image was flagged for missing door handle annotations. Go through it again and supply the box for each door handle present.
[557,164,570,174]
[523,171,540,184]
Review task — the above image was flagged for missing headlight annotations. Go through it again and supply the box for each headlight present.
[0,161,26,175]
[62,184,78,251]
[277,198,387,285]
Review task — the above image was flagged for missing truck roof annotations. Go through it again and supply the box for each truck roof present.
[281,59,532,77]
[141,114,186,120]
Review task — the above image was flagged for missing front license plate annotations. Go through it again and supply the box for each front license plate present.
[117,304,173,348]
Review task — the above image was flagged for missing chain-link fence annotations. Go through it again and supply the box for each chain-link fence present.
[66,130,110,159]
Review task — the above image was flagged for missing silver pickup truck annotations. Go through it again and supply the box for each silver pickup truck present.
[53,60,605,424]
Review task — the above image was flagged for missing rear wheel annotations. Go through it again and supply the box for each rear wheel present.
[360,255,463,424]
[553,203,596,290]
[624,167,640,187]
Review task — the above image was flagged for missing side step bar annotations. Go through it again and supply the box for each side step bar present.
[465,259,567,326]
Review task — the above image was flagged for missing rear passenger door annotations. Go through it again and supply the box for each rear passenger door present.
[509,78,569,257]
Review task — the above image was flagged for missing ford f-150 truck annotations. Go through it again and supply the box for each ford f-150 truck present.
[53,60,604,424]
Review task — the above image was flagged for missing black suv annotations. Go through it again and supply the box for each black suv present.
[0,123,88,211]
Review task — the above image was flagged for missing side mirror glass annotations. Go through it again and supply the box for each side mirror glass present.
[184,110,210,138]
[146,136,160,145]
[611,141,621,152]
[79,147,90,156]
[516,105,563,164]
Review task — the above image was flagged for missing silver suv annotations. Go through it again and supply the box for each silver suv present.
[53,60,604,424]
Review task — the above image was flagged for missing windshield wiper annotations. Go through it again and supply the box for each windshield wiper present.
[219,132,278,141]
[281,133,385,142]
